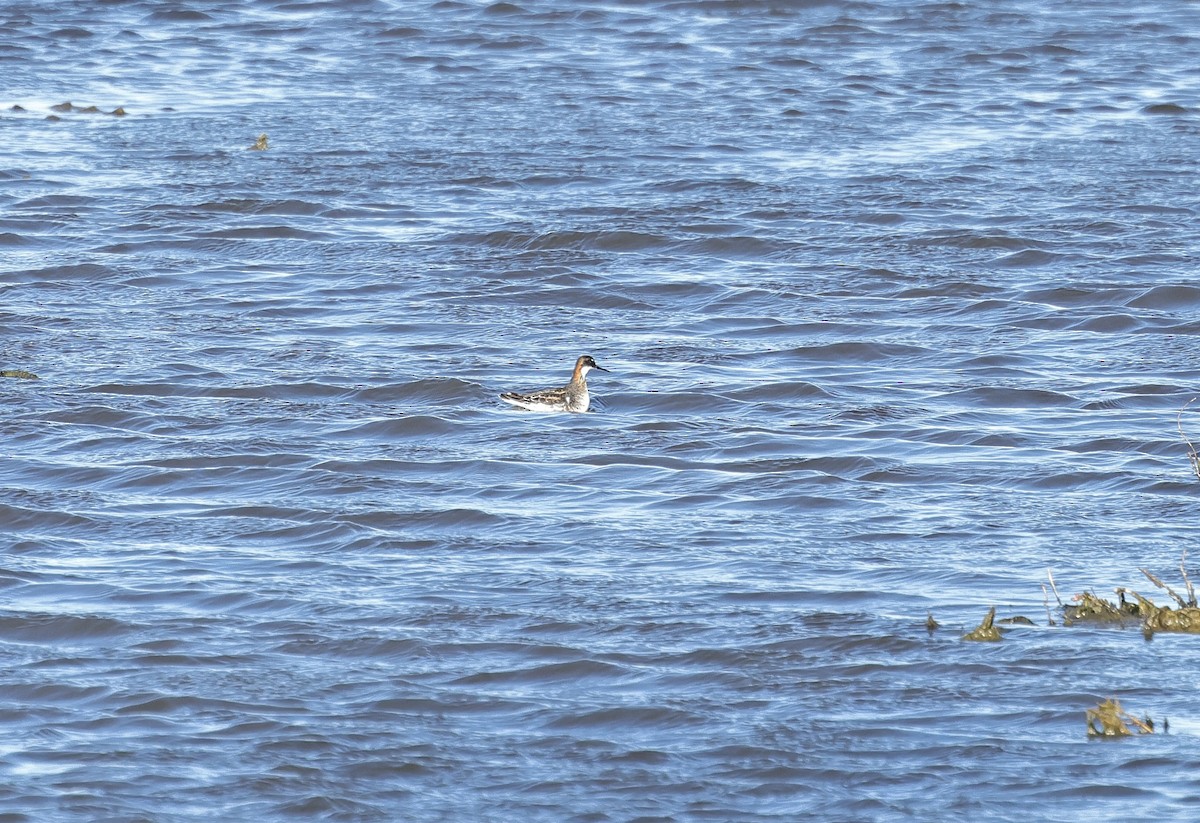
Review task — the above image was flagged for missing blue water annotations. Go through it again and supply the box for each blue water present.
[3,0,1200,819]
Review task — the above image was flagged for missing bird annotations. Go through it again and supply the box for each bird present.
[499,354,610,413]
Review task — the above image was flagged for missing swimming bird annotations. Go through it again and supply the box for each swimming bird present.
[499,355,609,413]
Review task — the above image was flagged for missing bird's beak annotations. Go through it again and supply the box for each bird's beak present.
[593,364,610,372]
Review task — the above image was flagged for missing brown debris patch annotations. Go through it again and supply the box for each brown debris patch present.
[962,606,1001,641]
[1086,698,1154,737]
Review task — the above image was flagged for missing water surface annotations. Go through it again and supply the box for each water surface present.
[3,0,1200,819]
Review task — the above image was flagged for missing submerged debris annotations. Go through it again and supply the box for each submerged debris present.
[1086,698,1155,737]
[1062,590,1140,626]
[952,554,1200,639]
[250,133,269,151]
[1121,588,1200,634]
[962,606,1001,641]
[950,556,1200,643]
[925,612,939,633]
[1,369,38,379]
[43,101,127,117]
[1058,553,1200,635]
[997,615,1035,626]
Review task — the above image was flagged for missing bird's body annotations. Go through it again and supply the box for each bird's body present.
[499,355,609,413]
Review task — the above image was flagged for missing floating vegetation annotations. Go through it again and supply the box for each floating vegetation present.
[250,133,269,150]
[944,597,1172,735]
[1060,552,1200,635]
[1123,590,1200,634]
[944,553,1200,638]
[947,605,1171,737]
[1,369,38,379]
[1062,590,1139,626]
[961,606,1001,641]
[953,607,1034,641]
[1086,698,1155,737]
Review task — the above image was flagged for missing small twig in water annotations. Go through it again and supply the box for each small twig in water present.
[1139,566,1189,609]
[1042,584,1056,626]
[1046,568,1063,607]
[1177,398,1200,480]
[1181,549,1197,608]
